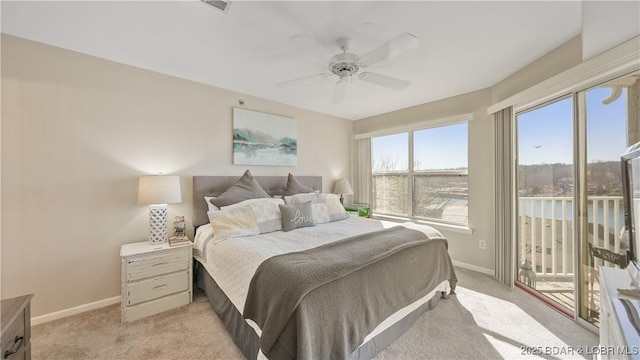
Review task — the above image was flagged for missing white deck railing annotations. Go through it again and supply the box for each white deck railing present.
[518,196,624,277]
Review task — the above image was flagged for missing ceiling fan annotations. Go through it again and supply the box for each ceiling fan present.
[277,33,419,103]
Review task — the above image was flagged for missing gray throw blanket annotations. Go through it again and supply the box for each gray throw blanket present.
[243,225,458,360]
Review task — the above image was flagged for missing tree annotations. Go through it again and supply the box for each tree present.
[373,155,401,173]
[413,176,459,219]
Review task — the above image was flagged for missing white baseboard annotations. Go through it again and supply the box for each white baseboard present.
[452,260,494,276]
[31,296,121,326]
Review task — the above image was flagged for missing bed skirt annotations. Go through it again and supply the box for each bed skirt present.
[196,260,260,360]
[195,259,446,360]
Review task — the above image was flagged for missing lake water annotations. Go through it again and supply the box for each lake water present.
[233,147,297,166]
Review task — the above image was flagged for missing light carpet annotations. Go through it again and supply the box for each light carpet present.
[31,267,597,359]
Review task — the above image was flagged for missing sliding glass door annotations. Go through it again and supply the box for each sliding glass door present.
[578,74,638,326]
[516,96,575,313]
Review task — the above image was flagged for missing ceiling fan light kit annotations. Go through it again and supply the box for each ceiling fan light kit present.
[329,53,360,80]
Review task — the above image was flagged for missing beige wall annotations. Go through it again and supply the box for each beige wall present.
[1,35,352,317]
[353,37,585,272]
[491,35,583,104]
[354,90,496,270]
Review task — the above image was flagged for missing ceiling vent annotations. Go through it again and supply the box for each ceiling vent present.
[201,0,231,12]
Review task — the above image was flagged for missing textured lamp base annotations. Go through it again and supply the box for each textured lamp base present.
[148,205,168,244]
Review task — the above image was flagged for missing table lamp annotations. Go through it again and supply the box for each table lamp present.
[138,175,182,244]
[333,178,354,204]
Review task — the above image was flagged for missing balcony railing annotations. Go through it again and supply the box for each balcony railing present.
[372,173,469,225]
[518,196,624,278]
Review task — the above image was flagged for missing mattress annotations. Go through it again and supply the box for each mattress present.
[194,216,451,358]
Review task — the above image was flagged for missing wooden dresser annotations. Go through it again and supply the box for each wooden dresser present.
[1,294,34,360]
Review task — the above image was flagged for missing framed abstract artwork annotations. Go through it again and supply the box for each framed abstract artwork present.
[233,108,297,166]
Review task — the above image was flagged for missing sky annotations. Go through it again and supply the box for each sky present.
[233,108,296,140]
[372,85,628,171]
[372,123,467,171]
[518,87,627,165]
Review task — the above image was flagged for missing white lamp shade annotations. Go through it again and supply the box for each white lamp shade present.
[333,178,354,195]
[138,175,182,205]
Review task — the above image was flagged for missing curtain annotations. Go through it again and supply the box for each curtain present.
[494,107,515,287]
[354,138,372,205]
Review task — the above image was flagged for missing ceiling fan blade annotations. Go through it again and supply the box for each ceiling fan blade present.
[359,72,410,91]
[357,32,419,67]
[332,82,347,104]
[276,73,330,87]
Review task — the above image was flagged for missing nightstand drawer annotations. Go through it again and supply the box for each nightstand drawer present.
[127,271,189,306]
[126,250,189,281]
[123,291,190,323]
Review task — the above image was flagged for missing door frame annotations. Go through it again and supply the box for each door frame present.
[512,71,640,334]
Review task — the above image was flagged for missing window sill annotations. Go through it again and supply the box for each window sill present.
[371,214,474,235]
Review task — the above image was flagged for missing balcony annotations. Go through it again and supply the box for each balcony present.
[518,196,624,324]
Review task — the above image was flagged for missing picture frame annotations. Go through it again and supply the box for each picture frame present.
[232,108,297,166]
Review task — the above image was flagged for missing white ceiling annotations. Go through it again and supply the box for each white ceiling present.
[1,1,582,120]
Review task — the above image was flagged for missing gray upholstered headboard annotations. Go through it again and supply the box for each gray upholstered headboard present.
[192,175,323,229]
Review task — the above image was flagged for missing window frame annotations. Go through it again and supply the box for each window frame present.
[369,116,471,227]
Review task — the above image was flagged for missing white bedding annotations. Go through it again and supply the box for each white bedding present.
[195,216,399,310]
[194,216,450,352]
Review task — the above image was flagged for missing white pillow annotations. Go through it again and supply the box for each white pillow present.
[204,196,220,211]
[221,198,284,234]
[208,206,258,239]
[322,193,349,222]
[207,198,285,239]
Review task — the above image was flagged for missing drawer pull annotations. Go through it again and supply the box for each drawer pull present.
[152,262,169,267]
[153,285,168,291]
[4,336,24,359]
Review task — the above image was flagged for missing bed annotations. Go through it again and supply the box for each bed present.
[192,174,457,360]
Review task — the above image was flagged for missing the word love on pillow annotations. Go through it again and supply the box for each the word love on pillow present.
[279,203,315,232]
[290,207,314,225]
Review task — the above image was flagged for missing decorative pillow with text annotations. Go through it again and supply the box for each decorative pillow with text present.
[284,193,330,224]
[279,203,315,232]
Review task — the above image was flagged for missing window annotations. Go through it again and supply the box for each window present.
[371,122,468,225]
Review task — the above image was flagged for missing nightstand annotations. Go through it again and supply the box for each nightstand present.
[120,241,192,323]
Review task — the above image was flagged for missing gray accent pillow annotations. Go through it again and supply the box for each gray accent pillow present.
[211,170,270,208]
[279,203,315,232]
[283,173,315,196]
